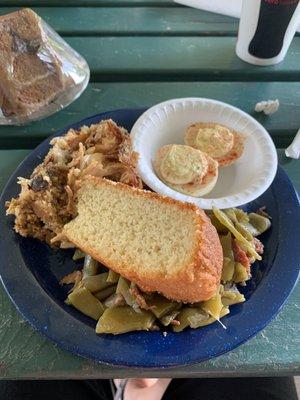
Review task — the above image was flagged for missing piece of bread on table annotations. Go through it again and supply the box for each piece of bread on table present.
[0,8,71,118]
[63,177,223,303]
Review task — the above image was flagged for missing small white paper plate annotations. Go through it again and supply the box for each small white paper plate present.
[131,98,278,209]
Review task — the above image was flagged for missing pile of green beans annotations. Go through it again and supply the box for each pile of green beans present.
[63,207,270,335]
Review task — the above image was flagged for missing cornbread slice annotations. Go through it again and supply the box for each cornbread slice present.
[63,177,223,303]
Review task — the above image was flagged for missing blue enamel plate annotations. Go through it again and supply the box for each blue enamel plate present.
[0,109,299,368]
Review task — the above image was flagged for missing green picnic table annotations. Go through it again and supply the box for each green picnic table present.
[0,1,299,379]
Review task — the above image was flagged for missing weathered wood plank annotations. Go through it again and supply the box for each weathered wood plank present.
[60,36,300,82]
[0,82,298,149]
[0,21,298,79]
[0,7,238,36]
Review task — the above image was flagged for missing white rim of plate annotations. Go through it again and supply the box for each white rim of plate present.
[131,98,278,209]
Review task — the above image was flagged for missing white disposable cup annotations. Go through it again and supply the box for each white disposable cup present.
[236,0,300,66]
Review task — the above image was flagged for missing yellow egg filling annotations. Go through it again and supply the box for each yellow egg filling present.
[160,144,208,185]
[194,125,234,158]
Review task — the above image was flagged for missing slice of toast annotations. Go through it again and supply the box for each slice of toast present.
[0,9,70,118]
[63,177,223,303]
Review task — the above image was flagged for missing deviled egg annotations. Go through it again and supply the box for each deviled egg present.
[153,144,218,197]
[185,122,244,166]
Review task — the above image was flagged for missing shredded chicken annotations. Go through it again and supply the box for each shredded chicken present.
[253,237,264,255]
[6,119,143,247]
[60,270,83,294]
[60,270,83,286]
[256,206,272,219]
[129,284,152,311]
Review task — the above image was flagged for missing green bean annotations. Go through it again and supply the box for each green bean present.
[176,306,230,331]
[222,257,235,282]
[222,290,245,306]
[184,309,211,329]
[201,292,223,320]
[232,208,249,223]
[225,209,238,223]
[220,306,230,318]
[94,285,117,301]
[234,222,254,241]
[173,308,210,332]
[208,213,228,234]
[160,310,181,326]
[116,276,129,295]
[147,293,180,319]
[83,272,113,293]
[248,213,271,236]
[212,207,261,261]
[106,270,120,284]
[219,232,233,259]
[233,262,249,283]
[104,293,126,308]
[223,207,270,240]
[68,287,105,320]
[96,306,155,334]
[225,208,257,241]
[221,289,237,301]
[203,305,229,325]
[82,255,98,278]
[219,233,235,282]
[219,284,224,296]
[72,249,85,261]
[116,277,140,312]
[237,221,259,237]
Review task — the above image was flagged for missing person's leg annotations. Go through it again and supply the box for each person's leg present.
[0,379,112,400]
[162,377,298,400]
[118,378,171,400]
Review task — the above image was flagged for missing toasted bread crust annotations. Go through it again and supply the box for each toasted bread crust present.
[63,177,223,303]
